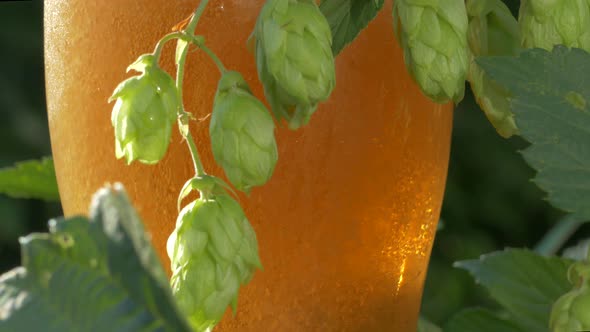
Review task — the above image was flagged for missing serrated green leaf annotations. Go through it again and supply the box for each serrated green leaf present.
[319,0,384,55]
[455,249,572,331]
[476,46,590,220]
[88,184,186,329]
[48,216,105,270]
[0,184,192,332]
[445,308,525,332]
[0,157,59,201]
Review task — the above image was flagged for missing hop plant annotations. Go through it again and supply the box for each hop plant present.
[466,0,520,138]
[167,185,262,332]
[109,54,179,164]
[251,0,336,130]
[393,0,470,104]
[210,71,278,193]
[550,262,590,332]
[519,0,590,51]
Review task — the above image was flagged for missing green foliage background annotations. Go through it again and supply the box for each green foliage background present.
[0,0,584,326]
[0,1,61,275]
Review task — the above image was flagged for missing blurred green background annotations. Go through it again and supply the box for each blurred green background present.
[0,1,62,275]
[0,0,582,327]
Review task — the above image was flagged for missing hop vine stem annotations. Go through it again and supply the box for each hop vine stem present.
[198,44,227,73]
[175,0,210,177]
[149,0,230,179]
[152,33,203,63]
[534,215,584,256]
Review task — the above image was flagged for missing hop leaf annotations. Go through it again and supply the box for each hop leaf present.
[109,54,179,165]
[252,0,336,129]
[210,71,278,193]
[519,0,590,51]
[167,192,261,331]
[466,0,520,138]
[550,262,590,332]
[392,0,470,104]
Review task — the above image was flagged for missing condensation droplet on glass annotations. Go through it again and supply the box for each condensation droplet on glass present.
[395,258,407,295]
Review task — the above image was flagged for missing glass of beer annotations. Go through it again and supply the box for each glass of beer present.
[44,1,453,330]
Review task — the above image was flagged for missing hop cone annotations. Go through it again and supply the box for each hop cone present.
[109,54,179,164]
[252,0,336,129]
[210,71,278,193]
[519,0,590,51]
[167,194,262,331]
[466,0,520,138]
[550,262,590,332]
[393,0,469,104]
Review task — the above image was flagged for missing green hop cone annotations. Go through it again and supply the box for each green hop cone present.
[519,0,590,51]
[167,193,262,331]
[252,0,336,130]
[393,0,470,104]
[210,71,278,193]
[550,262,590,332]
[466,0,521,138]
[109,54,179,164]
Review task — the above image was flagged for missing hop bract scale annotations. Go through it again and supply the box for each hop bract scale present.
[168,181,262,332]
[519,0,590,51]
[210,71,278,193]
[466,0,521,138]
[252,0,336,129]
[109,54,179,165]
[393,0,470,104]
[551,262,590,332]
